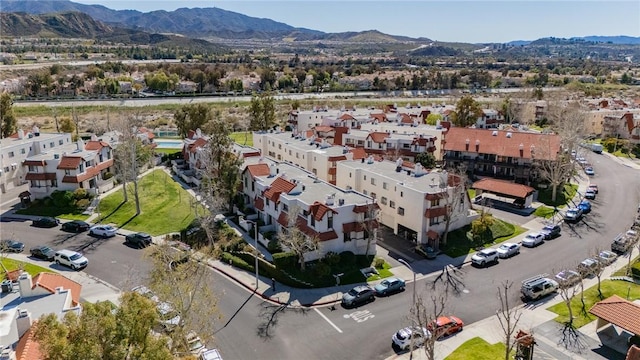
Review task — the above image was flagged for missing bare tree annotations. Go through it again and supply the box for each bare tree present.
[145,243,220,356]
[496,280,522,360]
[278,205,319,271]
[589,247,607,300]
[555,266,583,348]
[440,167,469,248]
[356,201,380,260]
[413,294,447,360]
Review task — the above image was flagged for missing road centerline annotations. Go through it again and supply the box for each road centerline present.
[313,308,343,333]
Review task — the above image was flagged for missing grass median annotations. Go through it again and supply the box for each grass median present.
[441,219,527,258]
[97,169,206,235]
[1,258,54,279]
[445,337,510,360]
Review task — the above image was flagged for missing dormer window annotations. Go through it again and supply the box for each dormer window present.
[79,164,84,172]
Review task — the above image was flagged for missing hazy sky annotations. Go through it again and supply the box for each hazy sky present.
[73,1,640,43]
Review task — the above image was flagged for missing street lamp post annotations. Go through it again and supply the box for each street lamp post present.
[398,258,417,359]
[245,220,260,290]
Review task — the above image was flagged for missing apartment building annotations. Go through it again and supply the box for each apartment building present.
[0,127,72,194]
[602,112,640,144]
[240,157,377,262]
[252,131,365,185]
[443,127,561,185]
[336,157,475,247]
[340,125,442,161]
[288,107,377,131]
[22,137,115,199]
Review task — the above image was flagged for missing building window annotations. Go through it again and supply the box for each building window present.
[430,217,441,226]
[296,152,299,159]
[59,140,64,145]
[28,165,36,172]
[4,167,10,173]
[50,142,55,148]
[400,191,403,197]
[349,172,352,178]
[383,182,388,190]
[370,192,376,199]
[312,168,317,175]
[328,214,333,229]
[344,232,351,242]
[64,169,71,175]
[381,197,388,205]
[251,181,255,192]
[50,179,57,187]
[21,148,26,154]
[389,200,396,209]
[310,216,315,227]
[432,199,440,206]
[363,175,367,180]
[371,178,376,185]
[363,190,368,195]
[278,144,282,149]
[79,164,84,172]
[8,152,14,158]
[282,203,289,212]
[398,207,405,216]
[266,198,270,207]
[85,161,91,168]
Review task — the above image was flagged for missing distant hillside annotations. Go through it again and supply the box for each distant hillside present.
[578,35,640,45]
[0,11,226,52]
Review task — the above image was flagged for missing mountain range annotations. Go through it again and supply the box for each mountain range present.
[2,0,638,45]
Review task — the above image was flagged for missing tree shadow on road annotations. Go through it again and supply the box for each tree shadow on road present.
[256,302,310,340]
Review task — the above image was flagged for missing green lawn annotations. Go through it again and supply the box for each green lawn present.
[613,255,639,277]
[547,280,640,328]
[533,205,556,218]
[445,337,510,360]
[1,259,54,279]
[230,131,253,146]
[97,169,206,235]
[154,148,182,155]
[442,219,526,258]
[536,183,578,208]
[16,205,91,221]
[366,261,394,281]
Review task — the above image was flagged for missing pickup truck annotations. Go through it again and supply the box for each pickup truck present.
[521,274,558,301]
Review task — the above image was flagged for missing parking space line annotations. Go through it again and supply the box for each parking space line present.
[314,308,343,333]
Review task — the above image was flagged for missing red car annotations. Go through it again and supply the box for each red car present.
[430,316,464,338]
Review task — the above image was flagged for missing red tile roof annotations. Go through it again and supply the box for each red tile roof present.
[25,172,56,181]
[309,201,337,221]
[342,220,379,233]
[246,163,270,178]
[367,132,390,143]
[57,156,82,169]
[188,138,209,153]
[627,345,640,360]
[353,203,381,213]
[23,160,46,166]
[349,147,367,160]
[402,161,415,169]
[15,325,42,360]
[425,192,446,200]
[315,126,334,132]
[277,212,289,227]
[263,177,296,203]
[412,136,436,146]
[32,272,82,306]
[295,216,338,242]
[425,207,447,218]
[328,155,347,162]
[472,178,534,198]
[242,151,261,158]
[339,114,356,121]
[62,158,113,183]
[254,196,264,211]
[84,140,110,151]
[427,230,439,239]
[399,113,413,124]
[589,295,640,336]
[444,127,560,161]
[370,113,387,122]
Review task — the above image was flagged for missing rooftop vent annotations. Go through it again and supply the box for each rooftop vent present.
[338,198,345,206]
[506,132,512,138]
[492,131,498,136]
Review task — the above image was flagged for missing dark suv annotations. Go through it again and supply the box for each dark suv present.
[540,224,561,239]
[61,220,90,233]
[125,233,153,248]
[341,285,375,307]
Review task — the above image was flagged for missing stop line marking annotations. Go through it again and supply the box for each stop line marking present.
[314,308,343,333]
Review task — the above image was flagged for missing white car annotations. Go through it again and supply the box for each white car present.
[54,249,88,270]
[597,250,617,265]
[392,327,430,350]
[187,332,206,355]
[522,232,544,247]
[496,242,520,258]
[471,248,499,267]
[89,224,117,237]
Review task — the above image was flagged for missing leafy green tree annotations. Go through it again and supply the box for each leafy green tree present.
[451,95,482,127]
[174,103,212,137]
[425,113,442,126]
[0,92,17,138]
[249,92,276,131]
[59,117,75,136]
[415,152,436,169]
[33,293,172,360]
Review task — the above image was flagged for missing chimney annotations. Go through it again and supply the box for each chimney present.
[325,195,334,206]
[76,139,84,151]
[17,129,24,139]
[395,157,403,172]
[17,272,32,298]
[475,139,480,151]
[269,163,277,177]
[465,138,470,151]
[367,155,374,164]
[32,126,40,136]
[414,163,424,177]
[16,309,32,339]
[91,134,98,141]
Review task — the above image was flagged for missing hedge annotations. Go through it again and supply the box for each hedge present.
[230,252,312,288]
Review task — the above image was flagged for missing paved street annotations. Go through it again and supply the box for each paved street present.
[0,151,638,360]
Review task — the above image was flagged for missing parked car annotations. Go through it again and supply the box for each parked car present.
[0,239,25,253]
[54,249,88,270]
[392,327,430,350]
[374,277,405,296]
[89,225,117,238]
[61,220,90,233]
[522,232,544,247]
[471,248,499,267]
[186,332,206,355]
[30,245,55,261]
[157,302,181,331]
[584,189,597,200]
[429,316,464,339]
[564,208,583,222]
[131,285,159,303]
[540,224,561,239]
[597,250,618,265]
[341,285,375,307]
[496,243,520,258]
[578,200,592,214]
[611,230,638,253]
[584,167,595,176]
[200,349,223,360]
[125,233,153,248]
[555,270,581,287]
[32,217,59,228]
[577,258,600,277]
[588,184,598,194]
